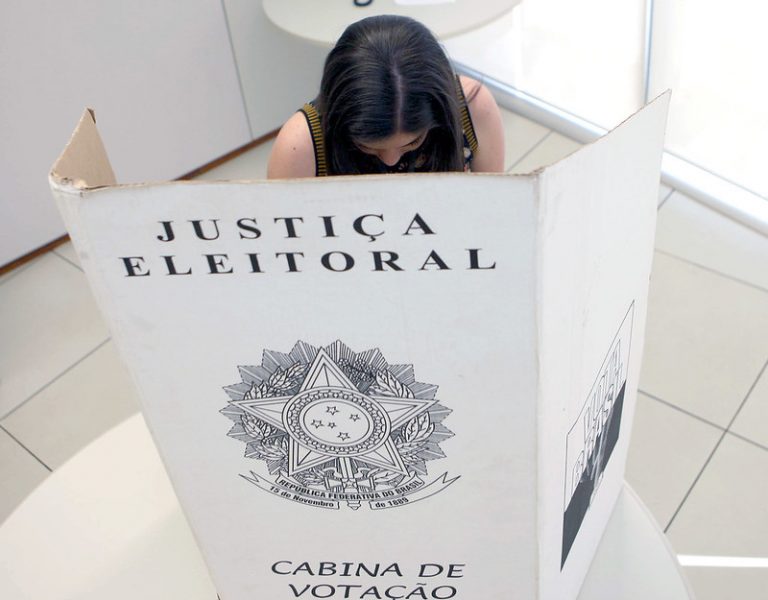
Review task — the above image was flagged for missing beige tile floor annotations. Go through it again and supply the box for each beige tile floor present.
[2,108,767,599]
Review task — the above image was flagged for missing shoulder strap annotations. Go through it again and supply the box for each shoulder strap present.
[456,77,479,154]
[301,86,475,175]
[299,102,328,177]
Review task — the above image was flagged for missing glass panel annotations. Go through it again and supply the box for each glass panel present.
[648,0,768,197]
[445,0,646,129]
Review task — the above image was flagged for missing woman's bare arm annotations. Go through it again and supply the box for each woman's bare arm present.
[267,111,317,179]
[460,76,505,173]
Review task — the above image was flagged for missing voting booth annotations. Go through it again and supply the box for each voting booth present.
[49,94,669,600]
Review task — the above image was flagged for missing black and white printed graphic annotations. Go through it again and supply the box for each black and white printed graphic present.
[561,304,634,567]
[222,341,458,510]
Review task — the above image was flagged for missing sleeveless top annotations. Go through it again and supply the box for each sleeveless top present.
[300,77,479,176]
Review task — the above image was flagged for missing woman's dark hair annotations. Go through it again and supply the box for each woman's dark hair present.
[317,15,465,175]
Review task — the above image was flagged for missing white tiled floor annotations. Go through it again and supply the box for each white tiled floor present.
[0,253,110,419]
[2,341,138,470]
[2,107,767,598]
[508,130,582,174]
[655,192,768,292]
[625,392,722,528]
[639,252,768,428]
[731,368,768,449]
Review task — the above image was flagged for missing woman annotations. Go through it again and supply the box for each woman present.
[268,15,504,178]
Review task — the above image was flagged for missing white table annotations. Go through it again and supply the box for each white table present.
[0,414,694,599]
[262,0,523,45]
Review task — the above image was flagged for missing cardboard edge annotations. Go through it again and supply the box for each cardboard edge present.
[59,167,538,197]
[531,172,546,597]
[47,107,539,193]
[527,90,673,177]
[49,108,117,193]
[48,93,673,194]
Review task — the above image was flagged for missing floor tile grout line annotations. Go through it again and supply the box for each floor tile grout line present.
[663,355,768,533]
[641,387,768,453]
[0,423,52,472]
[507,131,552,172]
[52,248,83,272]
[722,356,768,432]
[726,429,768,453]
[663,429,726,533]
[638,389,727,432]
[507,130,552,171]
[654,248,768,295]
[0,337,111,422]
[657,188,675,211]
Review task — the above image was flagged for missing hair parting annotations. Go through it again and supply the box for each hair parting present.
[317,15,465,175]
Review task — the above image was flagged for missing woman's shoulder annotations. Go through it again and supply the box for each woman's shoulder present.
[458,75,505,172]
[267,109,317,179]
[458,76,499,125]
[458,75,479,99]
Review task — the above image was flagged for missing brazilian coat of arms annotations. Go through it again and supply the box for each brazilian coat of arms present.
[221,341,458,510]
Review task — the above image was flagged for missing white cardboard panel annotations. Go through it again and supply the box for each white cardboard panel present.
[49,94,669,600]
[536,96,670,599]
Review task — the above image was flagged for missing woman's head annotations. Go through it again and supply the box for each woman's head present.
[318,15,464,175]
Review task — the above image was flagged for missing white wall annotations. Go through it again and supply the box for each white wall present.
[0,0,251,266]
[1,1,334,267]
[222,0,327,138]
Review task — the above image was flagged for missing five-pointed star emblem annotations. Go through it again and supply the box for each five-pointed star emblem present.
[233,350,436,476]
